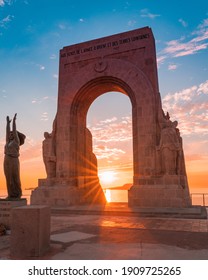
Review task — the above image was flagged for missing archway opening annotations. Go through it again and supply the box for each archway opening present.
[87,91,133,202]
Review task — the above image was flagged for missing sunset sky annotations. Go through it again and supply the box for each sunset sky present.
[0,0,207,193]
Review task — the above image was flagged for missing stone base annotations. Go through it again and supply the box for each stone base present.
[31,179,106,207]
[10,205,50,258]
[133,174,189,189]
[128,184,191,208]
[0,199,27,229]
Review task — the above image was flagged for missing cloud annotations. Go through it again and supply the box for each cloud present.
[157,55,166,66]
[140,9,160,19]
[197,80,208,95]
[0,136,43,165]
[36,64,45,70]
[58,22,72,31]
[53,74,58,79]
[58,23,66,30]
[20,137,42,163]
[79,18,84,22]
[0,0,13,7]
[50,54,56,60]
[0,89,7,98]
[157,18,208,65]
[31,96,51,104]
[24,61,46,71]
[40,112,48,121]
[0,15,14,28]
[89,116,132,143]
[94,145,125,160]
[164,36,207,58]
[162,80,208,136]
[88,115,132,162]
[128,20,136,27]
[178,18,188,27]
[162,81,208,178]
[25,24,37,34]
[168,64,178,71]
[197,18,208,30]
[100,117,117,124]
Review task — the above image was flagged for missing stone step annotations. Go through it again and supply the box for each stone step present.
[51,203,207,219]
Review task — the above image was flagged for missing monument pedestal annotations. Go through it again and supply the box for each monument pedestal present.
[31,177,106,207]
[128,175,191,208]
[0,199,27,229]
[10,205,50,258]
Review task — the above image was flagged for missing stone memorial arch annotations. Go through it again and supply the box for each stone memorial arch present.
[31,27,191,207]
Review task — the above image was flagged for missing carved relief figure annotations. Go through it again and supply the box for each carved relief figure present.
[42,115,57,178]
[42,132,56,178]
[175,127,186,176]
[4,114,26,199]
[157,120,181,175]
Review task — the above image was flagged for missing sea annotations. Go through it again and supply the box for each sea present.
[0,187,208,206]
[104,187,208,206]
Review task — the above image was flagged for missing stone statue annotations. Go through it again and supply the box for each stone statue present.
[42,132,56,178]
[157,120,181,175]
[175,127,186,176]
[4,114,26,199]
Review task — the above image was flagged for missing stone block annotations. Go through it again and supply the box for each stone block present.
[10,205,50,258]
[0,199,27,229]
[129,184,191,207]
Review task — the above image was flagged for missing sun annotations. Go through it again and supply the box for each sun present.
[99,171,116,184]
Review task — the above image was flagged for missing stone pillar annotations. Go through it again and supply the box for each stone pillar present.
[10,205,50,258]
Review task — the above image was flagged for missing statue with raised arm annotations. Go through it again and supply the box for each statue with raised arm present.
[4,114,26,199]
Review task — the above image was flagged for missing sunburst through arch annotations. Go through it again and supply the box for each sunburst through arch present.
[87,91,133,202]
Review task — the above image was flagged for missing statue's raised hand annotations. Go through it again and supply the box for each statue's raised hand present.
[6,116,12,123]
[13,113,17,121]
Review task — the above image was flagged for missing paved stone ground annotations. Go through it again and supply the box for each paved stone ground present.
[1,205,208,260]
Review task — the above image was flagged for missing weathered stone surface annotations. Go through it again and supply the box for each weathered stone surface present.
[0,223,6,236]
[128,184,191,208]
[10,205,50,258]
[31,27,191,208]
[0,199,27,229]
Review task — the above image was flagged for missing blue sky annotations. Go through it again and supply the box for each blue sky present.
[0,0,208,190]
